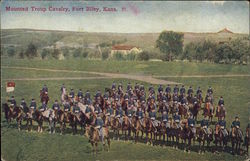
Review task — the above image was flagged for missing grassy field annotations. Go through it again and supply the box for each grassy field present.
[1,58,249,161]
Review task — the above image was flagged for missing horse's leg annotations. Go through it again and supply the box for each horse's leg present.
[95,142,98,154]
[107,137,110,152]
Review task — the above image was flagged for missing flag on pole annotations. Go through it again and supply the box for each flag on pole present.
[6,82,15,92]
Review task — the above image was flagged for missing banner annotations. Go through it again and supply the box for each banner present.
[6,82,15,93]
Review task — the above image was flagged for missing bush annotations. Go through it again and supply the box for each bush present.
[19,50,25,59]
[113,52,125,61]
[25,43,38,58]
[73,48,82,58]
[7,46,15,57]
[102,49,109,60]
[137,51,150,61]
[41,49,50,59]
[82,51,88,58]
[51,48,60,59]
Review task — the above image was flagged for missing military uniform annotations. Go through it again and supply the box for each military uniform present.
[52,102,60,111]
[42,85,48,93]
[165,85,171,93]
[187,87,193,96]
[29,100,37,110]
[218,98,224,106]
[95,115,104,143]
[173,85,179,94]
[201,118,211,134]
[180,86,186,95]
[8,97,16,107]
[188,117,196,134]
[173,113,181,128]
[69,89,75,99]
[40,102,47,112]
[218,119,228,136]
[73,104,80,114]
[94,104,102,114]
[77,90,83,99]
[115,106,123,124]
[64,102,71,112]
[20,99,29,113]
[85,105,92,114]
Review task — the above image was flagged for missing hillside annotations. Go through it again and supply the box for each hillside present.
[1,28,248,51]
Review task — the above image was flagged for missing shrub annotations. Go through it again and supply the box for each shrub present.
[137,51,150,61]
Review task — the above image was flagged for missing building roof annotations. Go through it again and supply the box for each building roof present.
[218,28,233,34]
[112,45,136,50]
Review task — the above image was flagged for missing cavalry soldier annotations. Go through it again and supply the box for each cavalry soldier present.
[173,85,179,94]
[218,96,224,106]
[60,84,66,93]
[196,86,202,95]
[201,116,211,135]
[165,84,171,94]
[231,116,241,130]
[20,98,29,114]
[94,103,102,114]
[162,96,169,113]
[162,110,171,129]
[77,89,83,99]
[188,114,196,135]
[173,93,179,103]
[85,90,91,100]
[85,104,92,115]
[158,84,164,93]
[149,84,154,92]
[136,107,144,125]
[112,82,116,90]
[73,103,80,114]
[207,86,213,95]
[8,96,16,108]
[173,111,181,129]
[187,86,193,96]
[217,117,228,137]
[115,103,123,125]
[29,98,37,110]
[149,107,159,132]
[52,100,60,111]
[63,101,71,112]
[180,85,186,95]
[139,84,145,91]
[42,84,48,93]
[95,113,104,144]
[127,82,132,91]
[134,83,139,91]
[40,102,47,112]
[69,89,75,99]
[118,83,123,94]
[181,96,187,105]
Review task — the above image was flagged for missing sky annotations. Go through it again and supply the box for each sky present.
[1,1,249,33]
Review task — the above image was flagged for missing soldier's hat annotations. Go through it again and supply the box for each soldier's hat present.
[71,88,73,90]
[182,85,184,87]
[235,116,239,119]
[21,98,25,100]
[55,99,58,102]
[32,98,35,101]
[11,96,15,98]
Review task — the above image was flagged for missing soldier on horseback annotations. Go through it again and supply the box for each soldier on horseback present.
[77,89,83,100]
[95,113,104,144]
[29,98,37,110]
[136,107,144,125]
[165,84,171,94]
[20,98,29,115]
[94,103,102,114]
[217,117,228,137]
[230,116,242,138]
[158,84,164,94]
[188,114,196,136]
[162,110,170,128]
[42,84,48,93]
[52,100,60,111]
[173,85,179,94]
[63,101,70,112]
[196,86,202,96]
[69,88,75,100]
[40,102,47,112]
[218,96,224,106]
[149,107,159,132]
[115,103,123,125]
[187,86,193,97]
[8,96,16,108]
[201,116,211,135]
[173,111,181,129]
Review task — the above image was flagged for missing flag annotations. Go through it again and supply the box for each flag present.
[6,81,15,92]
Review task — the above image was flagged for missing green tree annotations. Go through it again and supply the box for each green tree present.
[182,43,196,61]
[41,49,50,59]
[7,46,15,57]
[62,48,69,57]
[25,43,38,58]
[82,51,88,58]
[102,49,109,60]
[137,51,150,61]
[73,48,82,58]
[51,47,60,59]
[156,31,184,61]
[19,50,25,59]
[202,40,216,62]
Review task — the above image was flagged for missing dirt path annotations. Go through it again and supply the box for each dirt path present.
[154,74,250,78]
[2,77,110,81]
[2,66,180,85]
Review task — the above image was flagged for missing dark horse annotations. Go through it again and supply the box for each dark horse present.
[231,127,243,155]
[196,126,213,154]
[214,124,229,152]
[181,124,195,153]
[2,103,23,130]
[40,90,49,105]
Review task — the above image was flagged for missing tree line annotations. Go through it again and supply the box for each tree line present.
[156,31,250,64]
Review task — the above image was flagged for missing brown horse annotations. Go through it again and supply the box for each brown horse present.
[231,127,243,155]
[203,102,214,122]
[215,106,226,121]
[85,125,110,154]
[214,124,229,152]
[143,117,157,146]
[181,125,195,153]
[178,104,188,119]
[2,103,14,123]
[169,120,182,149]
[112,117,122,140]
[122,116,131,141]
[190,103,201,121]
[196,126,213,154]
[131,116,144,143]
[40,90,49,105]
[157,121,167,146]
[244,126,249,155]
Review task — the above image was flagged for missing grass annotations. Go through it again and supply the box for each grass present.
[2,57,250,76]
[1,59,249,161]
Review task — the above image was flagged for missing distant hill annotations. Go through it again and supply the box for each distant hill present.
[218,28,234,34]
[1,28,248,51]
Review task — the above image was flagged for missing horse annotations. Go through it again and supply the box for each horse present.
[33,109,44,133]
[181,124,195,153]
[61,87,67,104]
[203,102,214,122]
[190,102,200,121]
[157,121,167,146]
[131,116,144,143]
[196,126,213,154]
[2,103,14,124]
[112,116,122,140]
[122,116,131,141]
[243,126,249,155]
[143,117,156,145]
[85,125,110,154]
[178,104,188,119]
[40,90,49,105]
[169,120,182,149]
[215,106,226,121]
[231,127,243,155]
[214,124,229,152]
